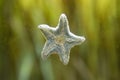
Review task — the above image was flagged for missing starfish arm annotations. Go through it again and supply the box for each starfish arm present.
[59,53,70,65]
[41,40,56,60]
[66,32,85,48]
[38,24,56,39]
[56,14,70,34]
[55,45,71,65]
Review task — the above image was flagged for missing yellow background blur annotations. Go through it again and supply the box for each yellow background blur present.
[0,0,120,80]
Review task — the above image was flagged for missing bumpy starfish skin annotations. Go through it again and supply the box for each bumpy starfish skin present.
[38,14,85,65]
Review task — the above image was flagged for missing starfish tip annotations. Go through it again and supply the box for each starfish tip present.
[60,13,67,19]
[78,36,86,44]
[38,25,42,29]
[82,36,86,42]
[61,13,66,16]
[60,55,70,65]
[38,24,49,30]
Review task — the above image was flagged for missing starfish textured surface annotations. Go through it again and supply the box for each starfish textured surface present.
[38,14,85,65]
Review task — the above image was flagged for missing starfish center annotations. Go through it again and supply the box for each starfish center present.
[55,35,65,45]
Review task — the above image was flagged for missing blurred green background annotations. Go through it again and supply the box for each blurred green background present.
[0,0,120,80]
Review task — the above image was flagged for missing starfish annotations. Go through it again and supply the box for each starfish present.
[38,13,85,65]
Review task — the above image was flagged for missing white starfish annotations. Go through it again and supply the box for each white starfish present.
[38,13,85,65]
